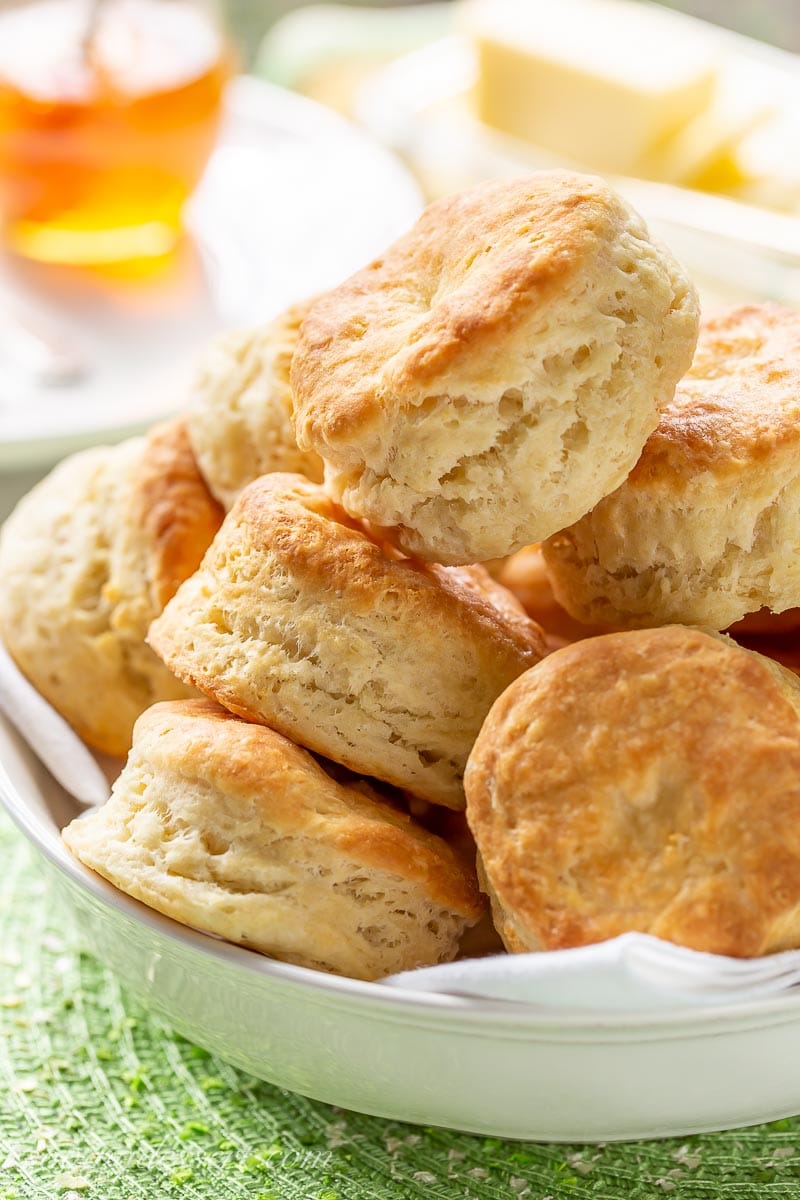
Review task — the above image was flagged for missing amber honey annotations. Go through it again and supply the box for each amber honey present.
[0,0,233,264]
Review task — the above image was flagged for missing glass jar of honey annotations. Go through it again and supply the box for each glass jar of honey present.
[0,0,234,265]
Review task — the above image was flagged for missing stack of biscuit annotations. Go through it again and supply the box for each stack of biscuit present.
[4,169,800,980]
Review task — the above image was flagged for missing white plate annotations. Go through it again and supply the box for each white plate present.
[3,711,800,1142]
[0,76,422,470]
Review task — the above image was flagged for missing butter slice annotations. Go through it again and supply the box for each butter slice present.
[638,64,771,186]
[465,0,718,176]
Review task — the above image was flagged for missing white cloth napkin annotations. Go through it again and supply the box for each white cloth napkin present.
[383,932,800,1009]
[0,642,111,807]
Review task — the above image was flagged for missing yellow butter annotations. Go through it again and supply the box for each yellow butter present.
[465,0,718,177]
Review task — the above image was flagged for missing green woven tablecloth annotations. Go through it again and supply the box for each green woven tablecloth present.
[2,810,800,1199]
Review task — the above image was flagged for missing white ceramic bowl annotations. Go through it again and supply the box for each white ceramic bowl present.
[3,711,800,1142]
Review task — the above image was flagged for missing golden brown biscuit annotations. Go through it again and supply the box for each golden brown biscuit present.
[0,420,223,756]
[148,473,546,808]
[465,626,800,958]
[188,301,324,510]
[544,306,800,629]
[63,699,483,980]
[292,171,698,565]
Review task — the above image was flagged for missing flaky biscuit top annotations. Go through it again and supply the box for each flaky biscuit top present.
[542,304,800,630]
[109,417,224,621]
[627,305,800,486]
[148,473,546,807]
[125,700,483,919]
[290,171,698,564]
[293,172,638,443]
[230,474,545,660]
[466,626,800,958]
[0,419,222,757]
[188,300,324,510]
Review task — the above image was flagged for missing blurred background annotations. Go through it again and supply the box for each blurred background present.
[225,1,800,58]
[245,0,800,235]
[0,0,798,515]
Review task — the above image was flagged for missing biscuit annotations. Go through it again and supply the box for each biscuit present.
[292,171,699,564]
[188,301,324,510]
[465,626,800,958]
[148,473,546,808]
[544,306,800,629]
[63,699,483,980]
[0,420,223,756]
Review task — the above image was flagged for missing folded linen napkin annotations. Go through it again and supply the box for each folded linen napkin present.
[383,931,800,1009]
[0,641,111,807]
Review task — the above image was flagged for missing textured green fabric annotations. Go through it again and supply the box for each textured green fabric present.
[2,809,800,1199]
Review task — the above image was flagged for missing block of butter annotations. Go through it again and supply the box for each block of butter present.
[464,0,719,177]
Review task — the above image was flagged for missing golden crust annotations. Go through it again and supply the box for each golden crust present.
[291,171,698,564]
[465,626,800,958]
[130,701,482,915]
[293,172,626,439]
[148,473,546,807]
[628,305,800,486]
[63,699,483,979]
[128,418,224,608]
[231,476,541,647]
[543,305,800,630]
[188,301,324,510]
[0,424,222,758]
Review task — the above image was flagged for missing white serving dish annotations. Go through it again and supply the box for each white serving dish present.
[3,710,800,1142]
[0,75,422,471]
